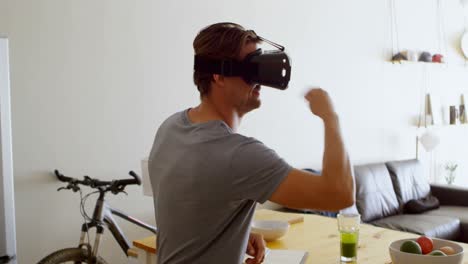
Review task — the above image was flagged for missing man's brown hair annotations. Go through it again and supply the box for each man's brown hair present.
[193,22,259,96]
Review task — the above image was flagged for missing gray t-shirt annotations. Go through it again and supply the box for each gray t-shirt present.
[148,109,291,264]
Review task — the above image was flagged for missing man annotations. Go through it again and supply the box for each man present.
[148,22,354,264]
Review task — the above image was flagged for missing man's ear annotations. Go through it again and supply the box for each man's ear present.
[212,74,225,86]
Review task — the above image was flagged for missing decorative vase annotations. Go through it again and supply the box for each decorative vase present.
[445,171,456,185]
[444,163,458,185]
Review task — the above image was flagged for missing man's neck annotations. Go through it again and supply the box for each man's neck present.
[188,97,242,132]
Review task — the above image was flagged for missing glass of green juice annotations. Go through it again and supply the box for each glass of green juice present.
[337,213,360,262]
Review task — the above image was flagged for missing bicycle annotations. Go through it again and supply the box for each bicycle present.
[38,170,157,264]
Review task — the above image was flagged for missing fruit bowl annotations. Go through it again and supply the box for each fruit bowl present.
[251,220,289,241]
[389,238,464,264]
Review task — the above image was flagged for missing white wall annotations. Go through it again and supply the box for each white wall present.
[1,0,468,263]
[0,38,16,264]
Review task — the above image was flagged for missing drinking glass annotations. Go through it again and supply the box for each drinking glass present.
[337,213,360,262]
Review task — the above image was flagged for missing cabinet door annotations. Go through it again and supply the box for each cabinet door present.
[0,37,16,264]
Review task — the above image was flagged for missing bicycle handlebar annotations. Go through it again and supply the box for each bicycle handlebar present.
[54,169,142,193]
[128,171,142,185]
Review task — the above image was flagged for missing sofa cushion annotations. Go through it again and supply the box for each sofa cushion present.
[403,195,440,214]
[354,163,399,222]
[424,206,468,242]
[386,159,431,206]
[371,214,460,240]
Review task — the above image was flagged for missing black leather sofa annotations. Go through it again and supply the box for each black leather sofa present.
[282,159,468,242]
[353,159,468,242]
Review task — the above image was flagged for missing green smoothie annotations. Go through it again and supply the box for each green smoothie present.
[340,231,358,258]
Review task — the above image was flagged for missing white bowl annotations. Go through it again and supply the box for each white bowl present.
[389,238,464,264]
[251,220,290,241]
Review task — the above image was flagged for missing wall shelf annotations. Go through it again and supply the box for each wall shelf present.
[416,123,468,129]
[390,60,448,67]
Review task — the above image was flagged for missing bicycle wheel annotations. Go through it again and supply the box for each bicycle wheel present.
[38,248,108,264]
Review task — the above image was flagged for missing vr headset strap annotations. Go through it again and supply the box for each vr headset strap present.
[194,55,246,77]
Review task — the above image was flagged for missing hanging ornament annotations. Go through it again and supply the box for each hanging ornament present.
[436,0,448,61]
[389,0,401,61]
[419,130,440,152]
[392,52,407,62]
[432,54,444,63]
[419,52,432,62]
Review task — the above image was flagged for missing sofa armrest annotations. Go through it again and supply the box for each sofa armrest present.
[430,184,468,207]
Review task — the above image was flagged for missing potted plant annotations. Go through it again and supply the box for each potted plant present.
[444,162,458,185]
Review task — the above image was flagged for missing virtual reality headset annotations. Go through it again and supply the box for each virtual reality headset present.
[194,31,291,90]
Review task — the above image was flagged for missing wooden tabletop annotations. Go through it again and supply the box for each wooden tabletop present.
[133,209,468,263]
[133,235,157,254]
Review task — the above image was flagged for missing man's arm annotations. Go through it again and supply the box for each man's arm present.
[269,88,354,211]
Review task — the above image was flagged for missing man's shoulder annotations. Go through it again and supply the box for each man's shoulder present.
[229,134,260,145]
[166,110,186,123]
[227,134,271,154]
[159,110,186,130]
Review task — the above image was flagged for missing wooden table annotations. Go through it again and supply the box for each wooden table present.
[133,209,468,264]
[133,235,157,264]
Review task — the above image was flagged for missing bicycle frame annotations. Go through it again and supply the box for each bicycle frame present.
[78,191,157,258]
